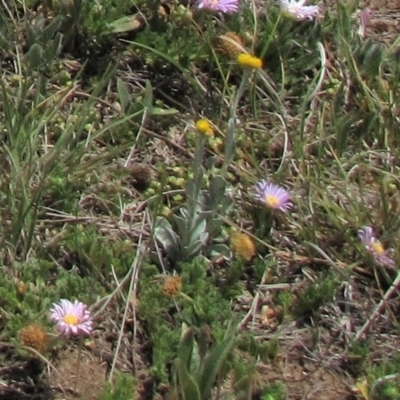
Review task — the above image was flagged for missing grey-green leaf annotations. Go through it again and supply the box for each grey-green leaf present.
[154,217,180,253]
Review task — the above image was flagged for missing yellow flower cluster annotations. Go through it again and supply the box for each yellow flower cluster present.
[196,119,214,137]
[230,232,256,261]
[162,276,183,297]
[19,324,49,353]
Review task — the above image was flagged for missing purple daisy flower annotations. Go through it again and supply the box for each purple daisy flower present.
[50,299,93,337]
[358,226,395,267]
[197,0,239,13]
[280,0,319,20]
[254,180,292,212]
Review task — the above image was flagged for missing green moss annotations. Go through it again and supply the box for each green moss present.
[99,373,137,400]
[292,273,339,317]
[42,225,134,278]
[367,356,400,400]
[346,342,370,376]
[261,382,286,400]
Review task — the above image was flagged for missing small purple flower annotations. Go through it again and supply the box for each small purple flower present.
[358,8,371,38]
[50,299,93,337]
[254,180,292,212]
[280,0,319,21]
[197,0,239,13]
[358,226,395,267]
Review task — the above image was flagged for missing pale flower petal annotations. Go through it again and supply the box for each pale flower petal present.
[50,299,93,337]
[358,226,395,267]
[254,180,292,212]
[197,0,239,13]
[280,0,320,20]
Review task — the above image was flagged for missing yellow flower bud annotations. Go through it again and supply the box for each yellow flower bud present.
[237,53,263,69]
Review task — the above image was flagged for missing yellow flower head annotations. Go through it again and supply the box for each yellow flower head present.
[196,119,214,137]
[162,276,183,297]
[237,53,263,69]
[230,232,256,261]
[19,324,49,353]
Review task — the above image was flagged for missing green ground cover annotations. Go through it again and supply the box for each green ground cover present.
[0,0,400,399]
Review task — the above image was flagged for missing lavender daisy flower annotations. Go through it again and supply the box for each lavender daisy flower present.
[358,226,395,267]
[254,180,292,212]
[197,0,239,13]
[280,0,319,21]
[50,299,93,337]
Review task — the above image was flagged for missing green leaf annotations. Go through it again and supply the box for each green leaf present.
[144,80,153,110]
[222,117,236,172]
[154,217,180,258]
[117,78,131,114]
[363,41,383,78]
[24,44,44,69]
[47,33,63,63]
[184,235,208,259]
[173,214,188,239]
[208,243,231,258]
[208,176,227,209]
[150,107,179,116]
[177,325,195,368]
[106,15,144,34]
[41,16,63,43]
[185,180,197,202]
[198,333,235,399]
[177,327,201,400]
[177,359,201,400]
[190,216,208,242]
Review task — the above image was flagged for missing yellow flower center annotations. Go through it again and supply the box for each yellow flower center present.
[64,314,79,326]
[372,241,385,254]
[265,194,280,208]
